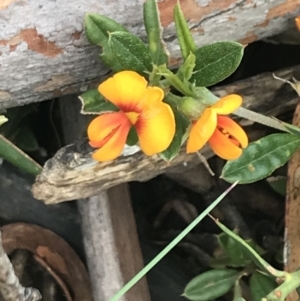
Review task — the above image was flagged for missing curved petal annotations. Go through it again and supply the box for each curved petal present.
[208,116,248,160]
[140,86,164,108]
[186,108,217,153]
[98,71,148,110]
[92,121,131,162]
[208,129,243,160]
[217,116,248,148]
[211,94,242,115]
[87,111,128,146]
[135,103,175,155]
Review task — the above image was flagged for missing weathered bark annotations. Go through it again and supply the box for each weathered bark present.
[31,65,300,204]
[1,0,300,109]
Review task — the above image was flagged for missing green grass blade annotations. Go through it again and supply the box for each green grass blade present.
[108,181,239,301]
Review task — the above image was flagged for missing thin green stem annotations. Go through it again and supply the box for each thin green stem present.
[108,181,239,301]
[264,270,300,301]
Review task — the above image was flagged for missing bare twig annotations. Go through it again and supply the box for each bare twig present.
[0,233,41,301]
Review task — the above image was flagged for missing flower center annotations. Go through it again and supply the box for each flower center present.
[125,112,139,125]
[218,126,241,147]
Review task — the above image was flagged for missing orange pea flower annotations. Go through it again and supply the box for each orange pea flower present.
[295,16,300,31]
[88,71,175,161]
[187,94,248,160]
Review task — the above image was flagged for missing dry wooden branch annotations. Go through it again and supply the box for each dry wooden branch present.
[285,97,300,301]
[0,0,300,109]
[0,233,41,301]
[32,65,300,204]
[79,184,151,301]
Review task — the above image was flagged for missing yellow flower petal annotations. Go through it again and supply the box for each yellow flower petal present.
[211,94,242,115]
[92,121,131,162]
[217,116,248,148]
[136,103,175,155]
[295,16,300,31]
[140,86,164,108]
[87,112,128,146]
[208,129,243,160]
[186,108,217,153]
[98,71,148,110]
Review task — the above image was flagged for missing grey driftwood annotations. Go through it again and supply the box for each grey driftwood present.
[0,0,300,109]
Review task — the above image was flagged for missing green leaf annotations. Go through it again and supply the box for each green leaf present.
[14,126,39,152]
[177,53,196,82]
[0,115,8,126]
[101,45,123,70]
[0,106,34,138]
[183,269,239,301]
[217,232,264,268]
[160,103,190,161]
[84,13,128,46]
[266,176,287,197]
[0,134,42,176]
[126,127,138,146]
[214,219,285,278]
[174,2,196,60]
[84,13,128,69]
[191,41,243,87]
[108,31,152,74]
[250,273,277,301]
[79,89,117,115]
[143,0,169,65]
[221,133,300,184]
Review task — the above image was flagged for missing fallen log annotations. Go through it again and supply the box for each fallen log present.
[31,65,300,204]
[1,0,300,109]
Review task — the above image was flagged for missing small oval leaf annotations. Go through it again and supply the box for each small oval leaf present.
[217,232,264,267]
[221,133,300,184]
[191,41,243,87]
[84,13,128,46]
[126,127,138,146]
[215,219,285,278]
[183,269,239,301]
[108,32,152,74]
[79,89,117,115]
[250,272,277,301]
[84,13,128,69]
[266,176,287,196]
